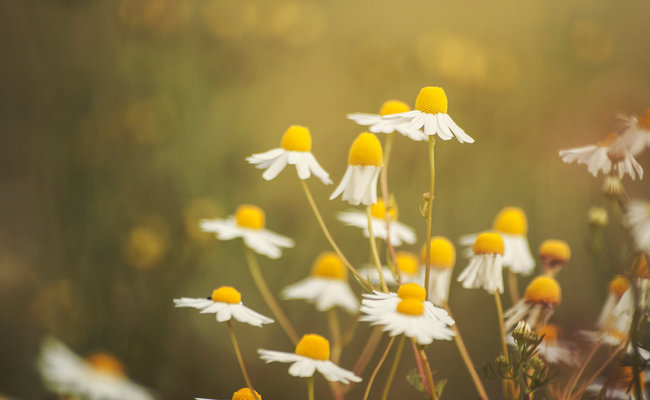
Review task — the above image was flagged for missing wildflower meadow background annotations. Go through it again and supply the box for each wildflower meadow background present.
[1,0,650,399]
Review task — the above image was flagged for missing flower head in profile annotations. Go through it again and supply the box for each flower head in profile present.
[195,387,261,400]
[627,200,650,253]
[330,133,383,206]
[538,239,571,277]
[379,86,474,143]
[282,252,359,314]
[585,365,649,399]
[421,236,456,305]
[200,204,294,259]
[246,125,332,184]
[535,324,578,366]
[597,275,631,332]
[337,199,416,246]
[38,337,153,400]
[457,232,505,293]
[359,251,421,286]
[504,276,562,331]
[360,283,455,344]
[611,108,650,156]
[258,334,361,384]
[174,286,274,327]
[347,99,426,141]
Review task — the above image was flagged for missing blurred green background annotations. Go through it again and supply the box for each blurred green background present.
[1,0,650,398]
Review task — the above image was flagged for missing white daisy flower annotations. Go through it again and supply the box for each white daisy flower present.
[258,334,361,384]
[611,109,650,156]
[585,366,649,400]
[359,251,422,287]
[347,99,426,141]
[337,199,416,246]
[282,252,359,314]
[378,86,474,143]
[246,125,332,185]
[460,207,535,276]
[597,276,631,331]
[503,276,562,331]
[420,236,456,306]
[174,286,274,327]
[330,132,383,206]
[360,283,455,344]
[626,200,650,253]
[559,132,644,180]
[195,387,261,400]
[200,204,294,259]
[38,337,154,400]
[614,256,650,319]
[457,232,505,294]
[538,239,571,277]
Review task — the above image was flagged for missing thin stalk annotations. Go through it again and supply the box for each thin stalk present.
[571,342,625,400]
[381,335,405,400]
[380,133,399,268]
[418,345,439,400]
[227,322,261,400]
[308,376,315,400]
[563,338,603,399]
[507,270,520,304]
[411,340,431,397]
[328,309,343,363]
[424,137,436,299]
[244,248,299,344]
[352,326,384,375]
[300,180,372,291]
[494,290,512,399]
[367,206,388,292]
[363,336,396,400]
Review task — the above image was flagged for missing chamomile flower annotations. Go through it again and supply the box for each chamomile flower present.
[559,132,644,180]
[38,337,153,400]
[585,365,648,399]
[347,100,426,141]
[535,324,579,366]
[282,252,359,314]
[379,86,474,143]
[359,251,422,286]
[195,387,261,400]
[460,207,535,275]
[614,255,650,319]
[539,239,571,277]
[200,204,294,259]
[421,236,456,306]
[457,232,505,294]
[174,286,274,327]
[597,276,631,331]
[360,283,455,344]
[626,200,650,253]
[504,276,562,331]
[258,334,361,384]
[337,199,416,246]
[611,108,650,156]
[246,125,332,184]
[330,133,383,206]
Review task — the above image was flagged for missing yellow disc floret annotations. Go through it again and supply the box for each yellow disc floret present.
[637,108,650,130]
[281,125,312,152]
[539,324,559,342]
[232,388,262,400]
[311,252,347,280]
[370,200,398,220]
[539,239,571,263]
[493,207,528,235]
[609,275,630,297]
[348,132,383,166]
[421,236,456,268]
[524,276,561,305]
[397,283,426,302]
[379,100,410,116]
[396,298,425,316]
[415,86,448,115]
[86,353,125,376]
[473,232,505,255]
[235,205,265,230]
[211,286,242,304]
[295,334,330,360]
[396,252,419,276]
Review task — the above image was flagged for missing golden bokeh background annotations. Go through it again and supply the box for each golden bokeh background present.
[1,0,650,398]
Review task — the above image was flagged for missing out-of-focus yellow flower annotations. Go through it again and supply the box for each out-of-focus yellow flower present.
[124,217,169,269]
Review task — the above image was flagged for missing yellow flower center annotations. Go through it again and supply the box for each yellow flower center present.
[421,236,456,269]
[596,132,619,147]
[396,298,425,316]
[395,252,419,276]
[415,86,448,115]
[235,205,265,230]
[473,232,505,255]
[637,108,650,130]
[397,283,426,302]
[295,334,330,361]
[232,388,262,400]
[379,99,410,116]
[348,132,383,166]
[86,353,125,376]
[311,252,347,280]
[370,200,398,220]
[609,275,630,297]
[539,239,571,263]
[211,286,242,304]
[281,125,312,152]
[524,276,561,305]
[492,207,528,235]
[539,323,558,341]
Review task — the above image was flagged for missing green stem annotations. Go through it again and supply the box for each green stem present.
[381,335,405,400]
[494,290,512,399]
[363,336,396,400]
[507,270,520,305]
[563,338,603,398]
[367,206,388,292]
[424,137,436,299]
[418,345,439,400]
[308,376,315,400]
[227,322,261,400]
[328,308,343,364]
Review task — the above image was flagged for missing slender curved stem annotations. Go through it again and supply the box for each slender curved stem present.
[494,290,512,399]
[328,308,343,364]
[367,206,388,292]
[381,335,405,400]
[352,326,383,374]
[411,341,431,397]
[417,344,439,400]
[507,270,520,304]
[571,342,625,400]
[244,248,299,344]
[227,321,261,400]
[300,180,372,291]
[363,336,396,400]
[563,338,603,398]
[424,137,436,299]
[308,376,315,400]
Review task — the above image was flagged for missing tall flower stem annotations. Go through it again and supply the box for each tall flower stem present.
[562,338,603,398]
[570,342,625,400]
[494,290,511,399]
[363,336,396,400]
[227,321,261,400]
[442,302,489,399]
[308,376,315,400]
[300,180,372,291]
[417,344,439,400]
[424,137,436,299]
[507,271,520,304]
[381,335,405,400]
[380,133,399,268]
[367,206,388,292]
[411,341,431,397]
[244,248,299,344]
[328,308,343,363]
